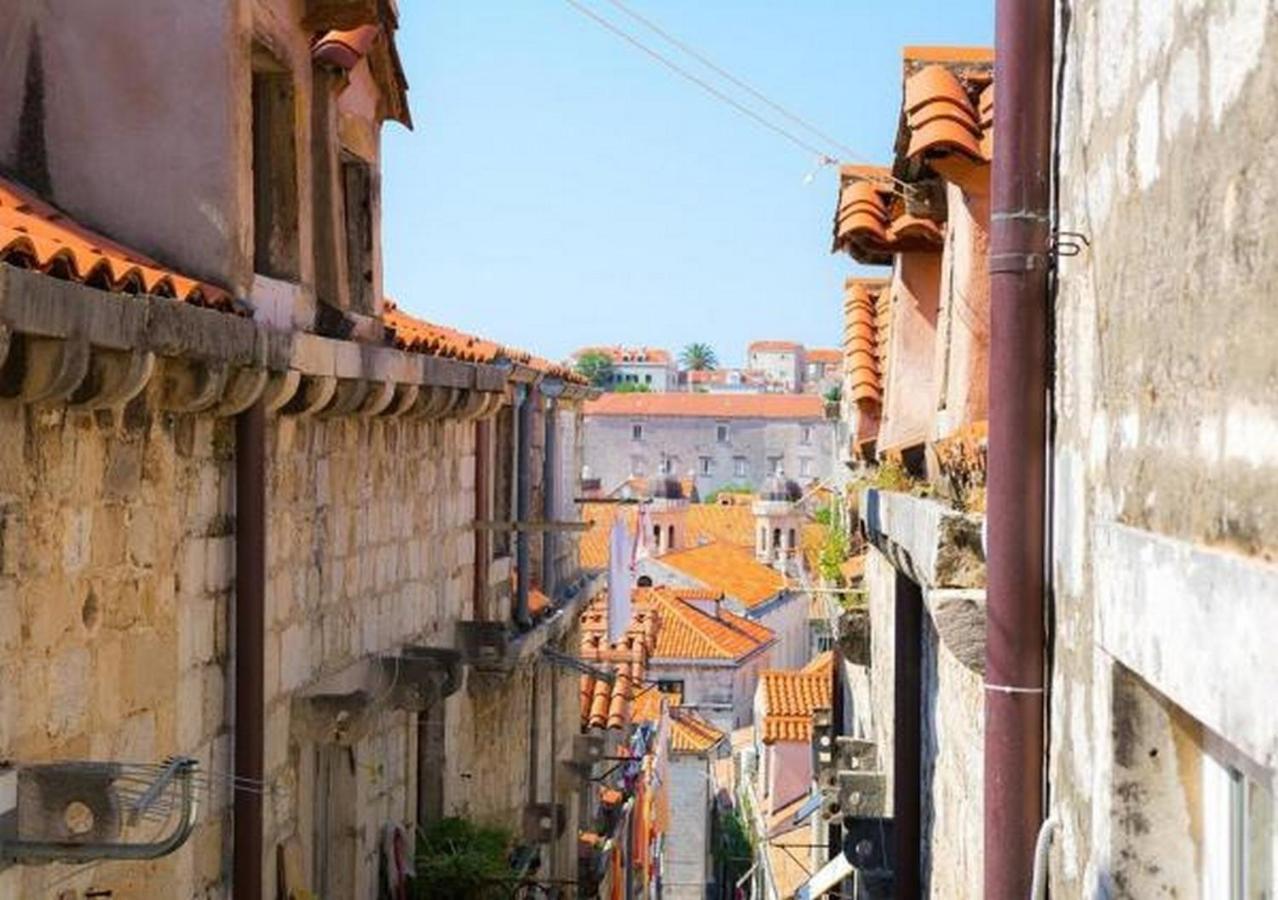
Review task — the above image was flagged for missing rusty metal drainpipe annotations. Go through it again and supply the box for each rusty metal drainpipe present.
[541,381,564,601]
[985,1,1054,897]
[515,383,534,629]
[233,402,266,900]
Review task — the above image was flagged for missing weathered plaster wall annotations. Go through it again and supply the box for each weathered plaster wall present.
[0,398,235,899]
[918,616,983,900]
[665,754,715,899]
[930,183,990,440]
[582,414,837,496]
[1051,0,1278,895]
[260,415,475,897]
[877,252,941,453]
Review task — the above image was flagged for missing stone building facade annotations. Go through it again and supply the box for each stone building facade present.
[0,3,597,898]
[582,392,837,497]
[1047,1,1278,895]
[809,11,1278,900]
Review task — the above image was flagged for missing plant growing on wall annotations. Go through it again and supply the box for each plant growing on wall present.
[714,803,754,891]
[679,342,718,371]
[574,350,615,389]
[613,382,651,393]
[413,817,516,900]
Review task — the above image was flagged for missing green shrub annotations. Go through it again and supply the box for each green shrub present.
[413,817,516,900]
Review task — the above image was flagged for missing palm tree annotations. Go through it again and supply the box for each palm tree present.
[680,342,718,371]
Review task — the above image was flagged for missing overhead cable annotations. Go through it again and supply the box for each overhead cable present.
[564,0,916,196]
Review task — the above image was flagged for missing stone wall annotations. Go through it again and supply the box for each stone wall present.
[1051,0,1278,895]
[0,398,235,899]
[583,414,837,497]
[260,414,475,897]
[666,754,715,899]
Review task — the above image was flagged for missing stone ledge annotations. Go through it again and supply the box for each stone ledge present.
[860,488,985,589]
[0,264,508,416]
[1094,522,1278,772]
[925,588,986,674]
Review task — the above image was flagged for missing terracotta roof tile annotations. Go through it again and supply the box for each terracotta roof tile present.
[313,25,381,70]
[657,542,786,609]
[0,177,239,312]
[900,51,995,191]
[576,346,672,365]
[584,392,825,420]
[832,166,942,262]
[747,340,803,353]
[759,653,833,744]
[645,588,774,660]
[669,707,725,753]
[384,300,586,383]
[805,348,842,365]
[578,501,756,572]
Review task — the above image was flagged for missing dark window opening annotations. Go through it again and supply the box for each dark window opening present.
[251,55,300,280]
[667,525,675,549]
[901,443,928,481]
[492,405,514,558]
[341,155,375,313]
[656,679,684,698]
[637,575,653,587]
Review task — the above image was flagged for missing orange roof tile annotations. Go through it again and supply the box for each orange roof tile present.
[759,653,833,744]
[384,300,585,383]
[805,348,842,365]
[748,340,803,353]
[579,596,660,731]
[313,25,381,70]
[0,177,239,312]
[576,346,672,366]
[843,279,890,410]
[584,392,825,420]
[657,542,786,609]
[903,46,995,65]
[669,708,725,753]
[646,589,774,661]
[578,501,756,572]
[900,50,995,191]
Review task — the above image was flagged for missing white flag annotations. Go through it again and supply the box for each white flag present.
[607,516,633,645]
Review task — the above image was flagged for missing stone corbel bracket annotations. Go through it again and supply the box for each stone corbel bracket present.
[860,487,988,674]
[0,265,509,419]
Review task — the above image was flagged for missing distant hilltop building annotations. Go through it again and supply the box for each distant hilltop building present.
[571,345,677,390]
[581,391,836,496]
[576,341,844,395]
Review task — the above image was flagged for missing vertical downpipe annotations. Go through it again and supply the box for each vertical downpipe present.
[893,573,923,900]
[515,383,534,628]
[233,403,266,900]
[985,1,1054,897]
[541,392,558,600]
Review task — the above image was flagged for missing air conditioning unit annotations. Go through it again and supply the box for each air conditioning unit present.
[522,803,566,844]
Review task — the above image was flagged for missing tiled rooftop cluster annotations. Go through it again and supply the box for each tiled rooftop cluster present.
[578,587,772,732]
[0,178,238,312]
[759,652,834,743]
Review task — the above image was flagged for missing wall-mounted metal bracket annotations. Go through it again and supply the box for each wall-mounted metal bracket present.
[0,758,199,864]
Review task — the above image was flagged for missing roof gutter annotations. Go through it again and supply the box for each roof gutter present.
[984,2,1054,897]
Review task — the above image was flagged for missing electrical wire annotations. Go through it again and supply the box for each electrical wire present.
[563,0,918,197]
[561,0,836,164]
[601,0,863,167]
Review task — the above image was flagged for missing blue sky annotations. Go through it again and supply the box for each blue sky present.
[382,1,991,368]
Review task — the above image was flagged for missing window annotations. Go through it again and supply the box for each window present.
[656,679,685,700]
[800,425,813,445]
[341,156,375,313]
[788,528,796,551]
[630,456,647,476]
[491,406,515,558]
[699,456,713,476]
[716,422,729,444]
[768,456,783,475]
[637,575,653,587]
[644,373,652,384]
[659,456,672,475]
[1201,741,1274,898]
[800,457,813,477]
[733,456,748,478]
[251,55,300,279]
[632,423,643,441]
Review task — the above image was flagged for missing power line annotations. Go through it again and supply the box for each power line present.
[561,0,837,164]
[560,0,916,197]
[601,0,866,167]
